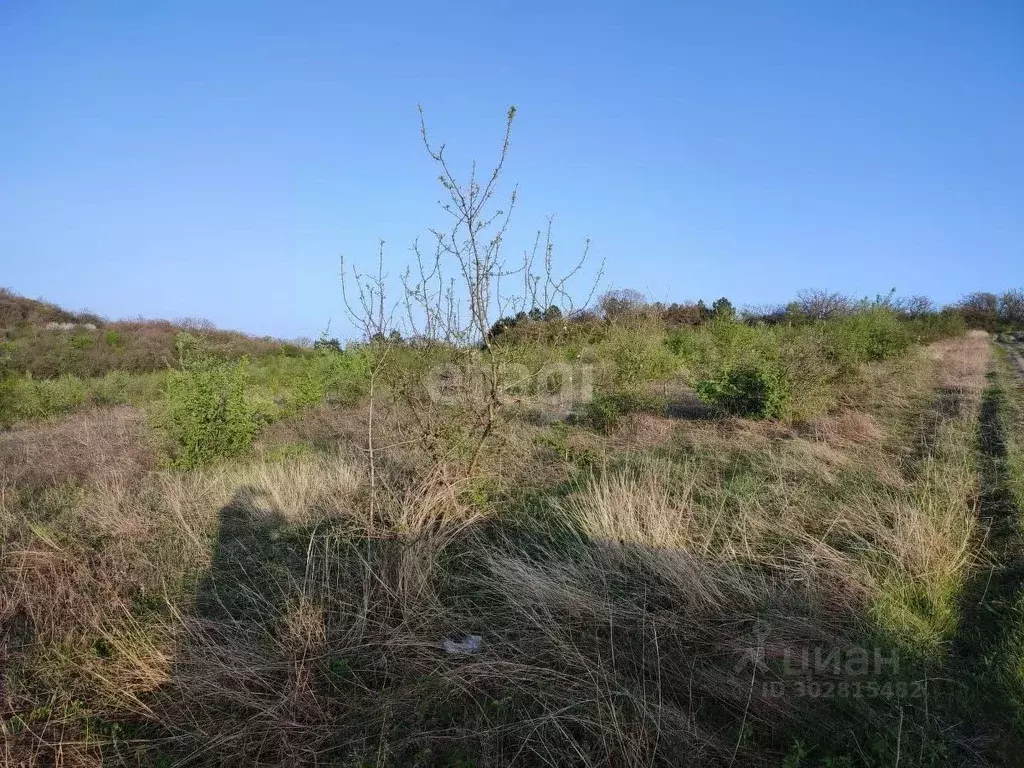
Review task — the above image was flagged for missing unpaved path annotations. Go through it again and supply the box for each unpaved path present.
[1004,341,1024,380]
[947,340,1024,762]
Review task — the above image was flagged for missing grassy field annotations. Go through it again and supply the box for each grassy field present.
[2,291,1024,766]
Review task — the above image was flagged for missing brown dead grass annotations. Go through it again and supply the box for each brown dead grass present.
[0,405,155,491]
[931,329,991,394]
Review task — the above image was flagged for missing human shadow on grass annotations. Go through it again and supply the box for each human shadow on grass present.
[196,486,291,623]
[152,487,311,765]
[150,480,972,767]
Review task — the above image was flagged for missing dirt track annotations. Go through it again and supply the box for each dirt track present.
[1006,342,1024,379]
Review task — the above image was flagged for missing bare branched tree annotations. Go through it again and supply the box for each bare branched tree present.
[791,289,855,321]
[1000,289,1024,325]
[340,241,402,528]
[341,240,398,341]
[343,106,602,477]
[518,216,600,321]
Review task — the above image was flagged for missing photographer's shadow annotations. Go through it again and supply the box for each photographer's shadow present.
[196,486,290,623]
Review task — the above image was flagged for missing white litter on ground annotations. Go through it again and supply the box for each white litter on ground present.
[441,635,483,654]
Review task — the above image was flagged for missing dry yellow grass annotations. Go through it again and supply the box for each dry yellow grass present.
[931,329,992,393]
[0,331,1001,766]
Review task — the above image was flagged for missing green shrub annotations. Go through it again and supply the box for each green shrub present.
[89,370,132,405]
[69,334,94,350]
[674,318,762,374]
[907,311,965,343]
[601,327,677,389]
[164,358,259,469]
[241,347,369,416]
[33,375,87,418]
[696,364,788,419]
[0,374,18,428]
[578,390,666,433]
[579,395,621,433]
[294,348,369,408]
[0,374,89,421]
[827,309,910,370]
[772,325,839,420]
[121,371,169,405]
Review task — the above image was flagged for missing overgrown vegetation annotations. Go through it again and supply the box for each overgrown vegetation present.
[2,111,1023,765]
[2,323,1012,766]
[1,288,301,379]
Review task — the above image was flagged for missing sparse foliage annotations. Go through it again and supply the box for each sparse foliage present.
[598,288,646,321]
[342,106,602,474]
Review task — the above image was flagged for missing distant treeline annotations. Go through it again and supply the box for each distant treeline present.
[3,286,1021,381]
[485,287,1024,343]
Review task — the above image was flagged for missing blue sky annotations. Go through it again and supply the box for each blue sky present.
[1,1,1021,339]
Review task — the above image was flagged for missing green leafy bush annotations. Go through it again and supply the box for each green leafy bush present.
[695,364,788,419]
[578,390,666,433]
[0,374,17,428]
[164,358,259,469]
[69,334,94,350]
[32,375,88,418]
[827,309,910,370]
[683,309,928,422]
[291,348,369,409]
[243,347,369,417]
[665,327,702,358]
[0,374,90,422]
[771,325,839,420]
[906,311,966,343]
[601,327,677,389]
[89,370,132,405]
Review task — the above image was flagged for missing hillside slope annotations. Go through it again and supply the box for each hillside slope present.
[0,288,301,378]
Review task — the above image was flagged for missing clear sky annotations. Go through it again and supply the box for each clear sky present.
[1,1,1021,339]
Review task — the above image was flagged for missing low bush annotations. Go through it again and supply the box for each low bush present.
[34,375,88,416]
[695,364,787,419]
[599,325,677,389]
[89,370,132,405]
[0,373,17,428]
[826,308,911,371]
[907,310,966,343]
[678,308,941,422]
[0,374,89,421]
[239,347,369,418]
[163,358,259,469]
[577,390,666,432]
[680,321,814,420]
[289,347,369,410]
